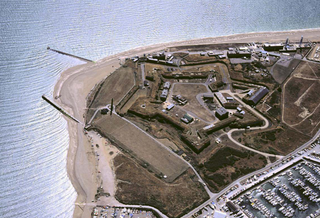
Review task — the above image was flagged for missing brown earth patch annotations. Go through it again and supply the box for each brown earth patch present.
[114,154,209,218]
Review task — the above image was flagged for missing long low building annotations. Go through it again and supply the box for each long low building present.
[248,87,269,105]
[214,92,227,105]
[227,50,251,58]
[263,43,284,51]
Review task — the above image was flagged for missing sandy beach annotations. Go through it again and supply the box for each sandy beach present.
[52,28,320,218]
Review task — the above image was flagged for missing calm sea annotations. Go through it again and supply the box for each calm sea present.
[0,0,319,217]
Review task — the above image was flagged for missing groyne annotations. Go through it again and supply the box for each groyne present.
[42,95,81,123]
[47,46,93,62]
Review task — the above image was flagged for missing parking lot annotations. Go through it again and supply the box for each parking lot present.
[93,207,156,218]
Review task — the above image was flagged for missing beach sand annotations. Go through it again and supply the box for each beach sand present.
[53,28,320,218]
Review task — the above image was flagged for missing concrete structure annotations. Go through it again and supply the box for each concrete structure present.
[227,50,251,58]
[215,107,228,120]
[248,87,269,105]
[207,51,224,56]
[163,81,171,89]
[160,89,168,101]
[269,52,281,57]
[101,108,109,114]
[263,43,284,51]
[247,89,254,96]
[213,211,227,218]
[202,93,214,99]
[226,201,239,213]
[166,103,174,111]
[203,124,214,131]
[173,95,188,105]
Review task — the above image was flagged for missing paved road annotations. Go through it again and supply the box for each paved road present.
[141,63,145,83]
[219,91,284,160]
[76,202,169,218]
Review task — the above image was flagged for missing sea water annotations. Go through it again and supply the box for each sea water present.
[0,0,319,217]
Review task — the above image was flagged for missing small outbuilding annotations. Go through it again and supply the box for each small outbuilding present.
[166,103,175,111]
[181,114,194,124]
[101,108,109,115]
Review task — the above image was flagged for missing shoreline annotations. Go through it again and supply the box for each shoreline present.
[52,27,320,218]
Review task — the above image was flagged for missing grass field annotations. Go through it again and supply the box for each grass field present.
[293,60,320,78]
[198,146,267,192]
[235,126,311,155]
[283,77,315,125]
[114,154,209,218]
[282,60,320,135]
[92,114,188,182]
[86,61,136,123]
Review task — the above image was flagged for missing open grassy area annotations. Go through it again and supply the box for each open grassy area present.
[283,76,320,130]
[198,146,267,192]
[294,104,320,136]
[86,61,136,123]
[114,154,209,218]
[293,60,320,78]
[265,88,282,122]
[92,114,188,182]
[235,125,311,155]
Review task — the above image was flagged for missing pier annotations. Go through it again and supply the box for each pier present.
[42,95,81,124]
[47,46,93,63]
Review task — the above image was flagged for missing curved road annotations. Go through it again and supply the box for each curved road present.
[220,91,284,161]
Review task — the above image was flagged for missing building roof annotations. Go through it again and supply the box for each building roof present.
[226,96,234,100]
[249,87,269,105]
[160,89,168,99]
[203,124,214,130]
[164,81,171,89]
[161,89,168,95]
[214,92,227,105]
[226,201,239,213]
[203,93,214,99]
[183,114,194,122]
[213,210,227,218]
[264,43,283,47]
[216,107,228,116]
[166,103,175,110]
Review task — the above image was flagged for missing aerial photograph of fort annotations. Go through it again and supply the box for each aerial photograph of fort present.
[1,1,320,218]
[52,31,320,218]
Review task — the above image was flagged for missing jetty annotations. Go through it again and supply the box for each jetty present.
[42,95,81,124]
[47,46,93,63]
